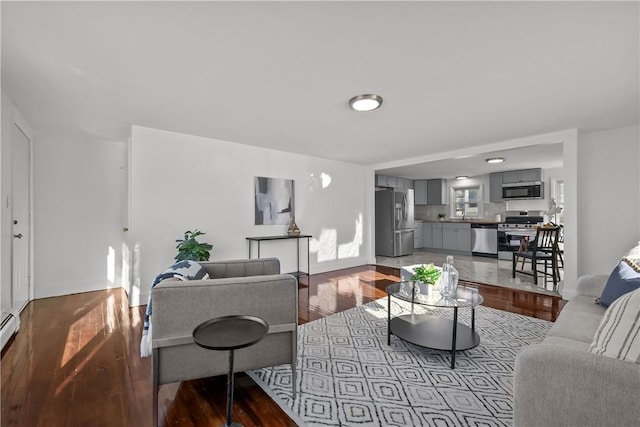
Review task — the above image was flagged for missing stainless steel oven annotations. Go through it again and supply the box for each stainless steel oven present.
[497,216,543,260]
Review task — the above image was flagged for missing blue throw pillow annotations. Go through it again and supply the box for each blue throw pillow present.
[599,261,640,307]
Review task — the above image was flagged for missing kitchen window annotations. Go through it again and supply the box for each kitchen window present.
[453,186,481,218]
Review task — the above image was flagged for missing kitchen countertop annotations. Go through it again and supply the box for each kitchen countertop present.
[415,219,501,225]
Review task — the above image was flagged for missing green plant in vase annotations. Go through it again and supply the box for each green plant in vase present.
[411,263,442,285]
[175,229,213,261]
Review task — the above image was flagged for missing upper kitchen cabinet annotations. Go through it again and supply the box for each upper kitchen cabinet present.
[375,175,397,187]
[376,175,413,190]
[426,179,447,205]
[401,178,414,190]
[414,180,428,204]
[502,168,543,184]
[489,172,503,202]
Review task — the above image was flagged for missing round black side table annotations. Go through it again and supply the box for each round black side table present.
[193,315,269,427]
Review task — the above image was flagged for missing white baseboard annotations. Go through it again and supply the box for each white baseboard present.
[1,310,20,351]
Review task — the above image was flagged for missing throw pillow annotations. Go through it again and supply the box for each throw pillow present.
[622,241,640,272]
[589,288,640,363]
[598,261,640,307]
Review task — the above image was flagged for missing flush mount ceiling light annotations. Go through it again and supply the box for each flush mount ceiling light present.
[349,94,383,112]
[456,175,468,180]
[486,157,505,164]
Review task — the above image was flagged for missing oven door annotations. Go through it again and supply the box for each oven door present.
[497,228,536,259]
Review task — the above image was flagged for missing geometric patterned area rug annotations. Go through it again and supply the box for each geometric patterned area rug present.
[248,297,552,427]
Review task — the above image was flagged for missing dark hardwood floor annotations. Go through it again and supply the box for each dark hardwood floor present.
[1,265,564,427]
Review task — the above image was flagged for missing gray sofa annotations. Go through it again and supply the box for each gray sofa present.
[513,274,640,426]
[151,258,298,426]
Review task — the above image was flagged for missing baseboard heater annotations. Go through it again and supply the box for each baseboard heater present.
[1,310,20,352]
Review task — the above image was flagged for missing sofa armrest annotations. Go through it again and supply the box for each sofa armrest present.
[574,274,609,298]
[514,344,640,427]
[151,273,297,342]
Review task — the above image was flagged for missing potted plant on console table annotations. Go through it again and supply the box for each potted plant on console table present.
[175,229,213,261]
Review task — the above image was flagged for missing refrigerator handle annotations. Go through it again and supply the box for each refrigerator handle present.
[403,193,408,221]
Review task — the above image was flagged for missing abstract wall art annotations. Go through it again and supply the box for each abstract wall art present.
[254,177,294,225]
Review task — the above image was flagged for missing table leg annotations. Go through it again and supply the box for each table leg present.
[451,307,458,369]
[248,241,252,259]
[306,237,310,276]
[387,295,391,346]
[226,349,235,427]
[471,307,475,331]
[296,238,300,275]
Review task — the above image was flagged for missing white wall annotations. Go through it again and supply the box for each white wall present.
[1,92,34,312]
[33,133,127,298]
[129,126,371,306]
[576,125,640,276]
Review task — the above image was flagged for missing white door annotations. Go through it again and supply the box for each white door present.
[11,124,30,310]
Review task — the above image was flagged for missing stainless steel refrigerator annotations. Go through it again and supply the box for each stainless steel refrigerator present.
[375,188,415,257]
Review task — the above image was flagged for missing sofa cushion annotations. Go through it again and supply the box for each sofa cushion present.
[562,295,608,315]
[546,309,604,344]
[542,336,591,352]
[599,261,640,307]
[589,288,640,363]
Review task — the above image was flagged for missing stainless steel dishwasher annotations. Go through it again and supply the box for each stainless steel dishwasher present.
[471,223,498,258]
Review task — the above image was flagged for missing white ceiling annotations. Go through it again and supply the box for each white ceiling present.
[2,1,638,176]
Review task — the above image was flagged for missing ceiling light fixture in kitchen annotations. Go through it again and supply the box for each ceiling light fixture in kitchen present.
[349,94,383,112]
[455,176,468,180]
[486,157,505,164]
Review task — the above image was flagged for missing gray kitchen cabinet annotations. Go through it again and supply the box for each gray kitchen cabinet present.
[376,175,397,187]
[422,222,432,247]
[490,172,503,202]
[456,228,471,252]
[414,180,428,204]
[431,223,443,249]
[376,175,413,190]
[502,168,542,184]
[386,175,398,188]
[521,168,542,182]
[398,178,412,190]
[427,179,447,205]
[502,170,520,184]
[442,223,471,252]
[413,222,423,249]
[443,228,457,250]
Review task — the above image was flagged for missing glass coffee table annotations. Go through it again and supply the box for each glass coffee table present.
[386,281,484,369]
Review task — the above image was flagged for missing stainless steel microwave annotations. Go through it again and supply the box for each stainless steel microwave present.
[502,182,543,199]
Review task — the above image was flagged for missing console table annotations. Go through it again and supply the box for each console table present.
[246,234,312,278]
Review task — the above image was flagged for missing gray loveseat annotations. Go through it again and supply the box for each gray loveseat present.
[151,258,298,426]
[513,274,640,426]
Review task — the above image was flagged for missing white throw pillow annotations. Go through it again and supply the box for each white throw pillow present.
[589,287,640,363]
